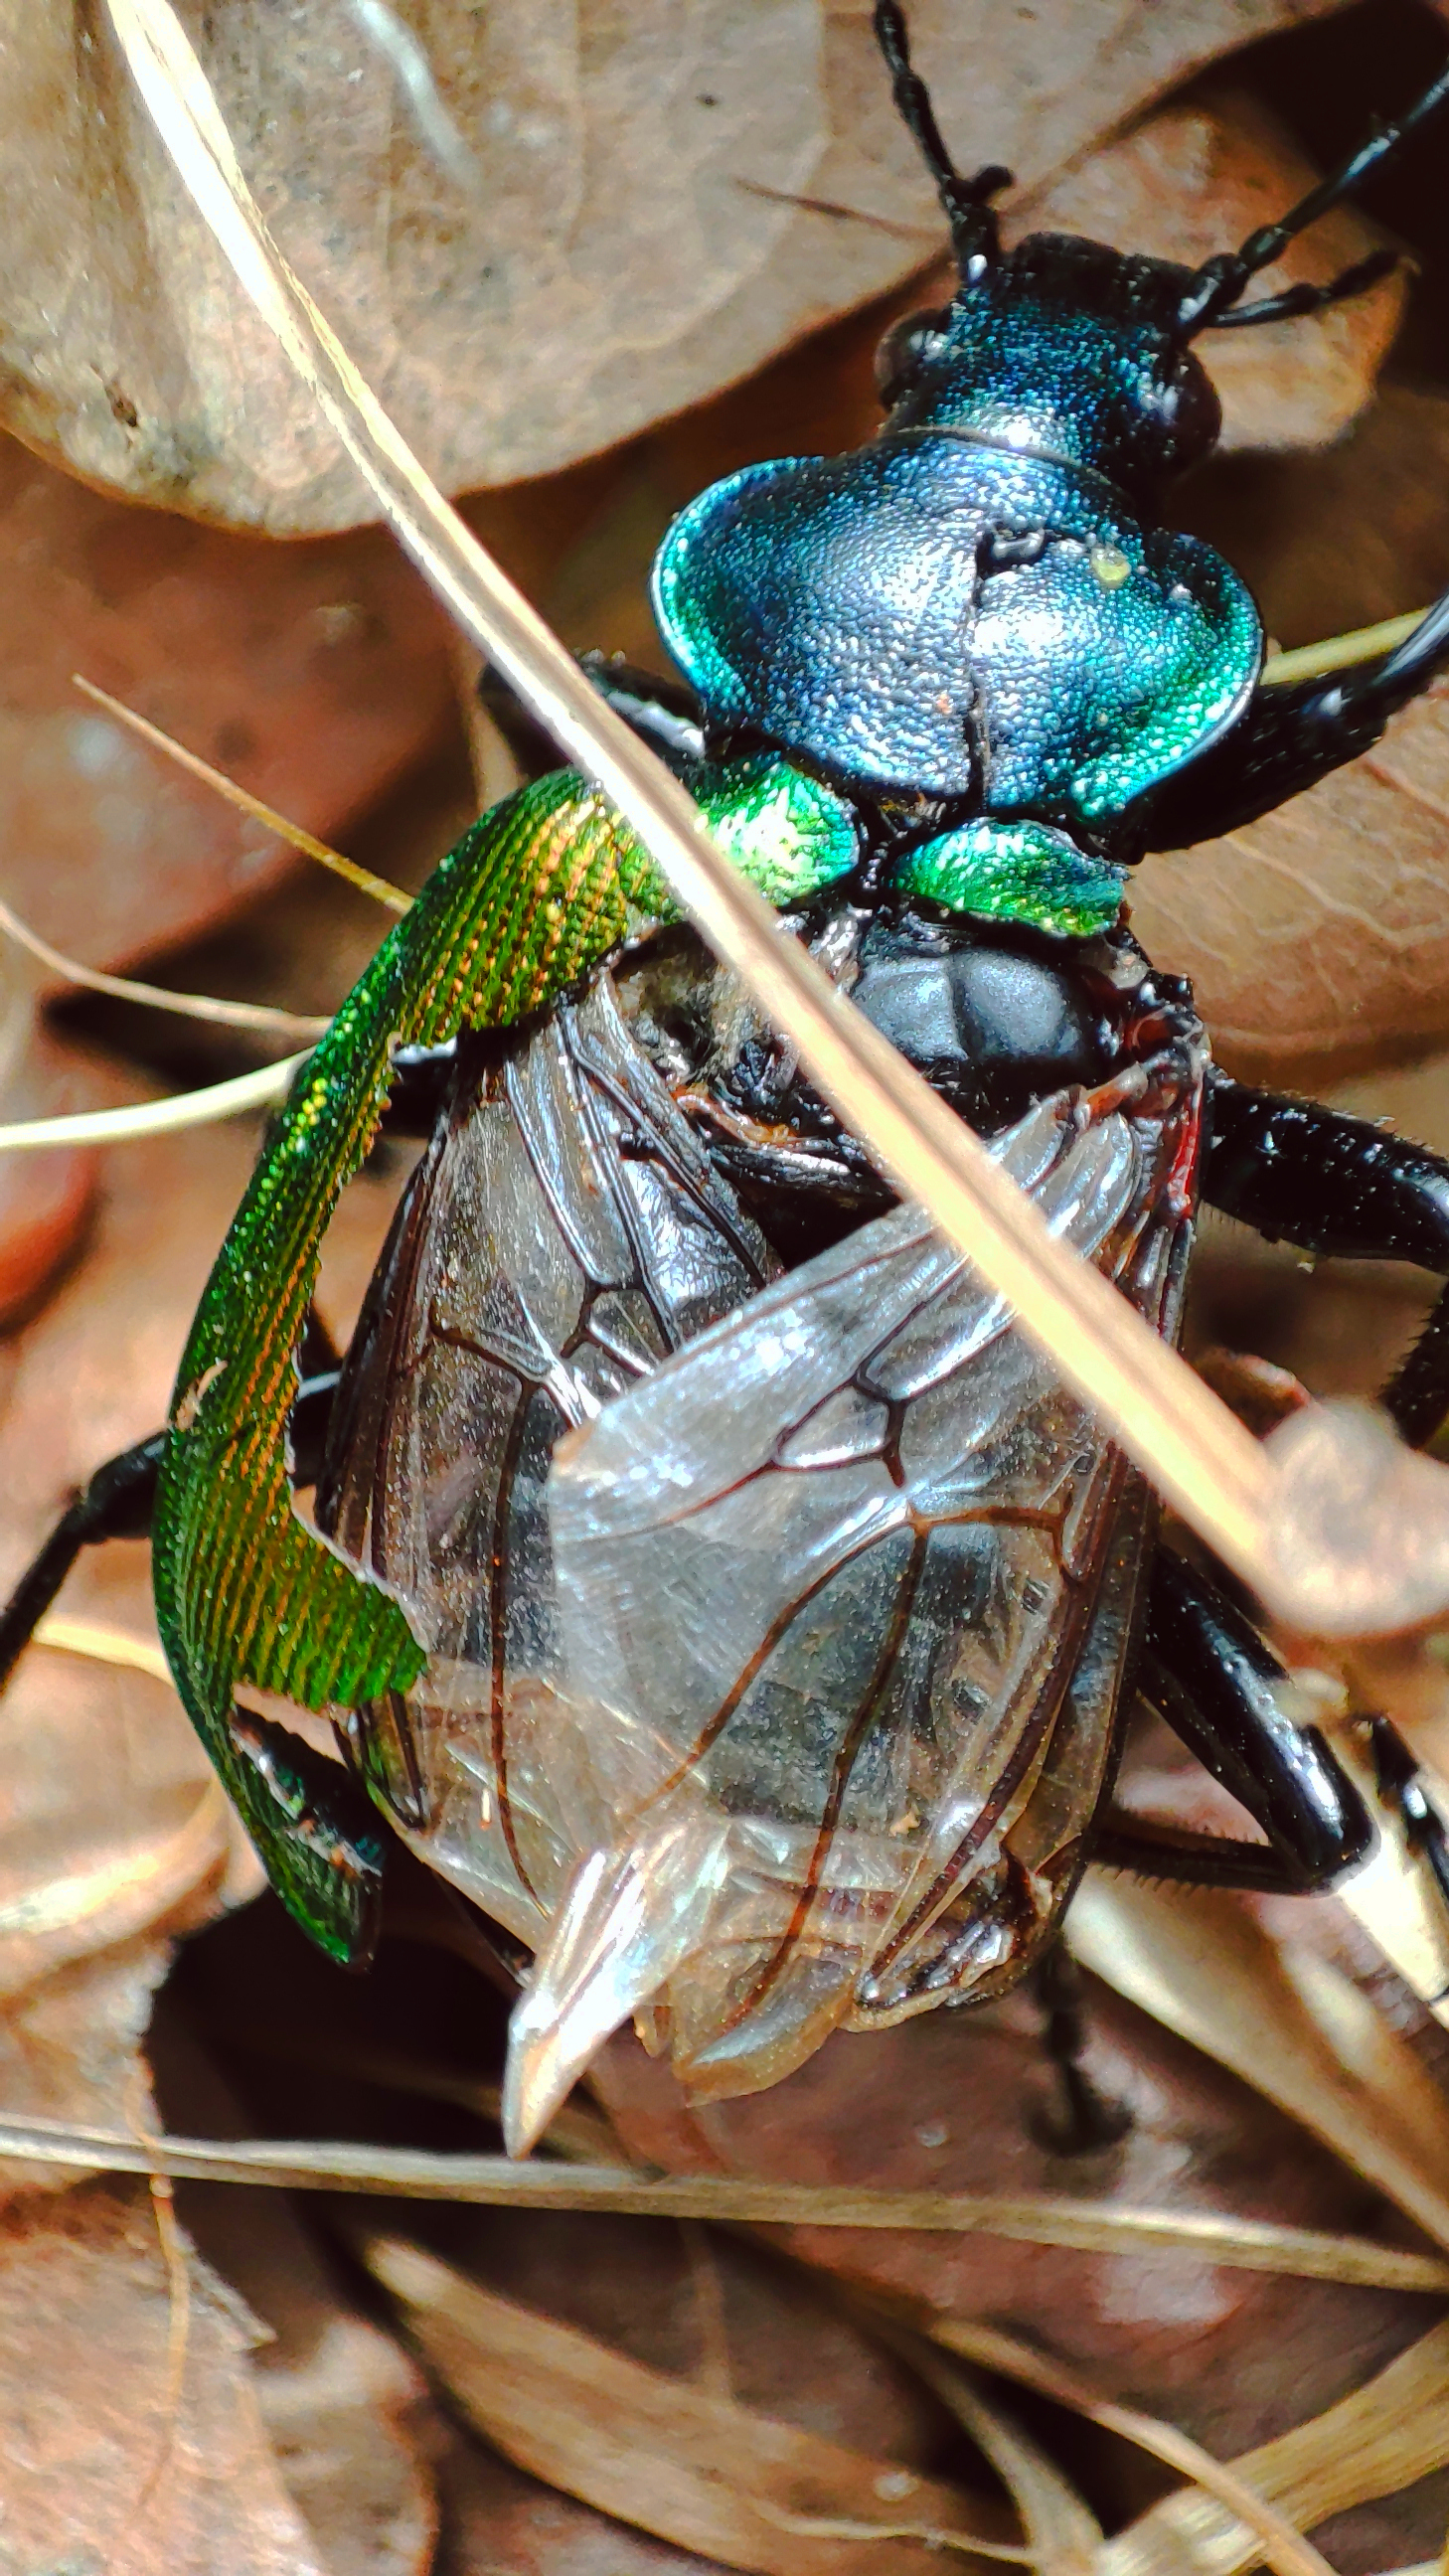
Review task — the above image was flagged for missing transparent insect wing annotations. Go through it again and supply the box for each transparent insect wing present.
[317,961,1204,2138]
[312,976,776,1956]
[539,1042,1204,2111]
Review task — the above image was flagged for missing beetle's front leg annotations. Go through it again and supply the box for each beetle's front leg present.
[0,1351,343,1696]
[1096,1546,1373,1892]
[478,652,706,780]
[1136,590,1449,849]
[1202,1075,1449,1443]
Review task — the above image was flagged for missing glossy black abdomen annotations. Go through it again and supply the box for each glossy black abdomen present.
[848,909,1125,1130]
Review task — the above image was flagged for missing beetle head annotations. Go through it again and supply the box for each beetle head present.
[875,242,1223,500]
[873,0,1420,503]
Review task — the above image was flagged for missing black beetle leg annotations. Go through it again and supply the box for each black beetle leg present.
[1369,1718,1449,1911]
[0,1349,342,1695]
[1134,586,1449,849]
[1200,1075,1449,1445]
[478,651,707,780]
[1029,1941,1132,2156]
[1093,1546,1373,1894]
[0,1432,168,1694]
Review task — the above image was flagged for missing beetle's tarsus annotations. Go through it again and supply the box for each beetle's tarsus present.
[1371,1717,1449,1912]
[1029,1945,1132,2155]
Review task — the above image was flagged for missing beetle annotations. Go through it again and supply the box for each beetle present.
[6,1,1449,2150]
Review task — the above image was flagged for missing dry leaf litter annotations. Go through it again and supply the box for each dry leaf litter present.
[5,1,1449,2569]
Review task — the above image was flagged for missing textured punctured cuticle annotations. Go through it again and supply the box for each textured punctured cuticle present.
[151,770,658,1956]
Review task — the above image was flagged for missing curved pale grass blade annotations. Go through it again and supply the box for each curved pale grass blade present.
[364,2233,1018,2576]
[31,1616,173,1689]
[72,676,411,913]
[873,2321,1101,2576]
[923,2318,1338,2576]
[1315,1712,1449,2030]
[1262,612,1429,686]
[0,1051,308,1149]
[1068,1874,1449,2255]
[1102,2319,1449,2576]
[0,892,328,1041]
[99,0,1294,1613]
[0,2114,1443,2293]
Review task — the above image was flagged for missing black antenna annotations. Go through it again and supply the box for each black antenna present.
[1178,61,1449,334]
[873,0,1011,280]
[1203,246,1399,330]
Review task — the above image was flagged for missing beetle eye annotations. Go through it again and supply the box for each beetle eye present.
[875,306,952,405]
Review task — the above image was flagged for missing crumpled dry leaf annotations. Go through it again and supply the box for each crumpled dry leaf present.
[586,1974,1448,2506]
[0,941,104,1327]
[150,2018,439,2576]
[1066,1874,1449,2256]
[434,2428,734,2575]
[365,2230,1009,2576]
[1101,2316,1449,2576]
[0,2174,328,2575]
[876,2329,1102,2576]
[1131,387,1449,1087]
[0,1939,180,2193]
[1,0,1346,534]
[1131,676,1449,1090]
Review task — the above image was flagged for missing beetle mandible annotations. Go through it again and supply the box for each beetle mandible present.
[7,2,1449,2151]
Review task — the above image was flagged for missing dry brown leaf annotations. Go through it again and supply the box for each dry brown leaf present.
[1131,680,1449,1089]
[2,0,1347,534]
[587,1988,1449,2509]
[0,427,454,985]
[875,2326,1103,2576]
[1067,1875,1449,2256]
[0,949,102,1326]
[0,1939,182,2196]
[435,2426,740,2574]
[152,2020,439,2576]
[1130,386,1449,1087]
[0,2174,327,2575]
[922,2317,1337,2576]
[1014,91,1403,454]
[1102,2316,1449,2576]
[366,2232,1012,2576]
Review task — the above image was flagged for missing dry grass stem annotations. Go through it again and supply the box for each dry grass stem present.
[0,890,329,1040]
[1069,1877,1449,2254]
[0,2111,1443,2292]
[72,675,410,912]
[0,1052,309,1149]
[1102,2319,1449,2576]
[923,2320,1341,2576]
